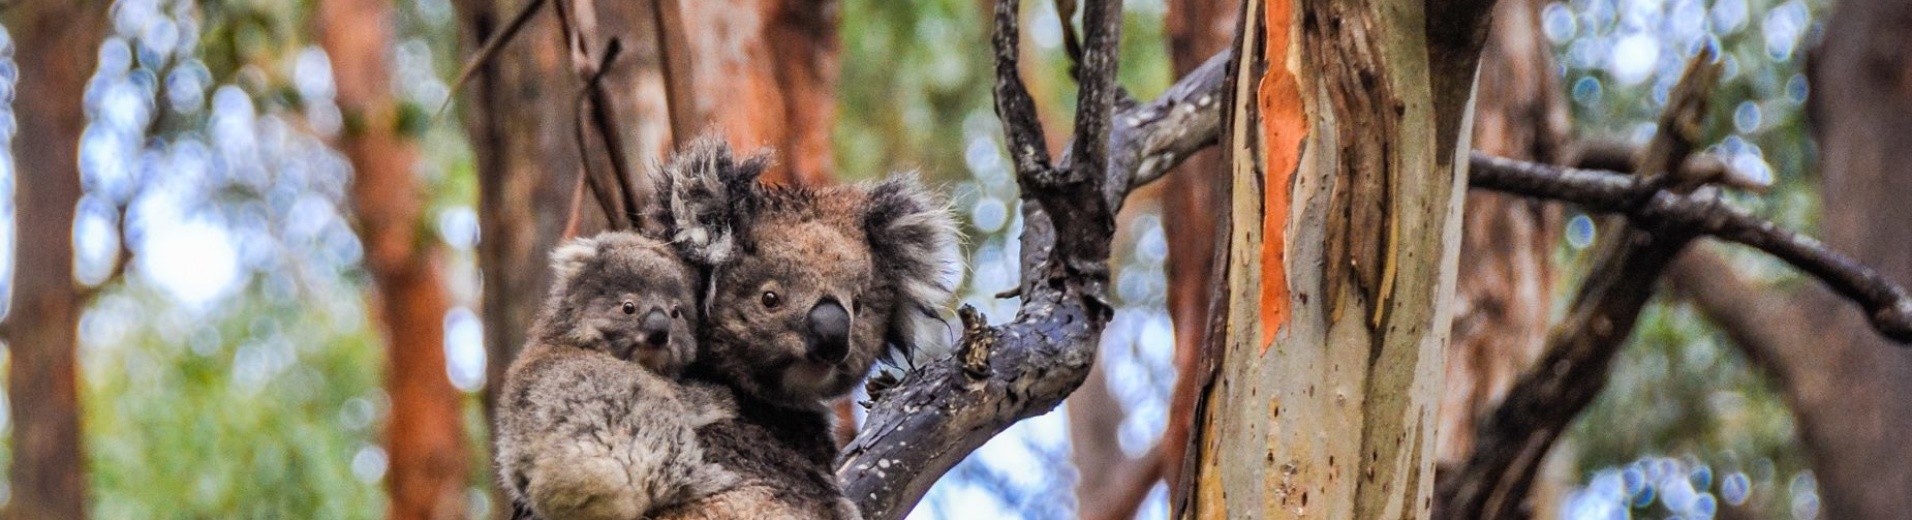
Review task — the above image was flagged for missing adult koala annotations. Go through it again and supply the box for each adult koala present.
[645,137,962,519]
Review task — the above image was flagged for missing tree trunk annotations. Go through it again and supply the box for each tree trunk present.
[1158,0,1235,506]
[317,1,470,518]
[675,0,840,185]
[1437,0,1565,477]
[454,0,591,426]
[1,2,107,519]
[1187,0,1489,517]
[1784,0,1912,516]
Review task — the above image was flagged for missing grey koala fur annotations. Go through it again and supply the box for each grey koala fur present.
[641,136,962,520]
[499,137,960,520]
[496,231,740,520]
[657,136,962,408]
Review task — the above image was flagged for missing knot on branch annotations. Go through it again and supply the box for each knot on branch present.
[956,305,997,381]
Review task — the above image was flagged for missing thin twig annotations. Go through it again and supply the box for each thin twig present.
[438,0,549,118]
[1468,153,1912,343]
[578,39,647,229]
[571,39,629,228]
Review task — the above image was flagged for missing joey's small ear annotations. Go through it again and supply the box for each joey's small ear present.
[863,174,963,360]
[549,236,600,284]
[659,134,771,266]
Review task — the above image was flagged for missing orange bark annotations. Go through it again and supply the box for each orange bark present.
[1,2,106,519]
[1255,0,1304,349]
[318,0,469,518]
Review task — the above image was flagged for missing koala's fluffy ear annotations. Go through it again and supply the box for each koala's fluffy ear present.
[549,236,601,285]
[655,135,771,267]
[863,175,962,359]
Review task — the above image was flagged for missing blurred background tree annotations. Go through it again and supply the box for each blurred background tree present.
[0,0,1899,518]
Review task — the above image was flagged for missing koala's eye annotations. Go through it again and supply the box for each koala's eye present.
[670,306,683,319]
[761,291,782,309]
[621,300,637,315]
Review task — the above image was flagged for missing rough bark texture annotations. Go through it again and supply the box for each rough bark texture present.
[675,0,840,185]
[1438,0,1566,470]
[835,2,1233,517]
[1,2,107,519]
[1787,0,1912,515]
[318,0,470,518]
[1158,0,1235,507]
[1187,0,1487,517]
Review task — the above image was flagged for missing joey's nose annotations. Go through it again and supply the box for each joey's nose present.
[805,299,851,363]
[641,309,672,347]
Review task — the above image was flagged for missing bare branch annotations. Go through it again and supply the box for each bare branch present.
[834,44,1225,520]
[1468,152,1912,343]
[440,0,549,118]
[837,1,1135,518]
[991,0,1054,179]
[570,38,630,228]
[1439,50,1719,520]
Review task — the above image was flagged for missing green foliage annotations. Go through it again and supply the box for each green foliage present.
[79,282,387,519]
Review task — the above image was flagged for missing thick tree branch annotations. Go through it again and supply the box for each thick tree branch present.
[836,35,1226,520]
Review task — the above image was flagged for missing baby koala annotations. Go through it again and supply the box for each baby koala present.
[495,231,737,520]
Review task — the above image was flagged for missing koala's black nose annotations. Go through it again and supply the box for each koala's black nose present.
[641,308,672,347]
[805,298,851,363]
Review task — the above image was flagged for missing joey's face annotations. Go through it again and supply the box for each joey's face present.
[703,220,895,406]
[554,237,701,377]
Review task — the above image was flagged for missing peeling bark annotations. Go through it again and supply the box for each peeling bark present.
[1188,0,1486,517]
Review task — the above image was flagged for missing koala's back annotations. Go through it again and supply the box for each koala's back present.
[648,377,861,520]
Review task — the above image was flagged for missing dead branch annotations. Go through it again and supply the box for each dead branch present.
[441,0,548,117]
[570,38,631,228]
[1438,50,1720,520]
[835,0,1182,517]
[1467,154,1912,343]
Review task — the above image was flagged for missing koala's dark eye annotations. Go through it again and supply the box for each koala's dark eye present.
[670,306,683,319]
[621,300,637,315]
[761,291,782,309]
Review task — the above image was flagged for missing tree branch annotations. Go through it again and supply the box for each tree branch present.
[832,38,1226,519]
[1467,153,1912,343]
[1438,51,1720,520]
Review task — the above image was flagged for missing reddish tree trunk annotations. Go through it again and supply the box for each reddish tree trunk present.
[318,0,470,518]
[1159,0,1235,505]
[1,2,107,519]
[675,0,840,185]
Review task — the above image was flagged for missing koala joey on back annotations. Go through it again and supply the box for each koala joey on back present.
[658,136,963,410]
[624,137,959,520]
[496,231,738,520]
